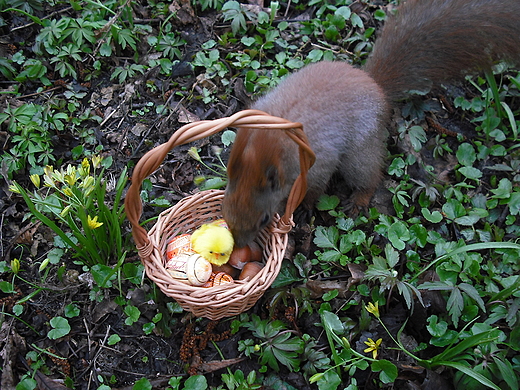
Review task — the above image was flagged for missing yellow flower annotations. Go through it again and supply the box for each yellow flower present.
[43,174,56,188]
[39,258,50,272]
[11,258,20,274]
[87,215,103,229]
[9,183,21,194]
[64,173,77,187]
[81,176,96,196]
[66,164,76,176]
[62,186,73,197]
[188,147,202,162]
[60,205,71,217]
[51,169,64,183]
[79,158,90,177]
[364,337,382,359]
[30,174,41,188]
[92,155,102,169]
[43,165,54,177]
[366,302,380,318]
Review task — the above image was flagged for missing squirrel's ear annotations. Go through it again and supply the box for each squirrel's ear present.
[265,165,281,192]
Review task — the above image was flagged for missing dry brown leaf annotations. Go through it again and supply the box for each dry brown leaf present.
[0,322,27,390]
[305,279,350,298]
[198,357,246,373]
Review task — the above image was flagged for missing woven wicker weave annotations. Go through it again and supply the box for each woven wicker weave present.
[125,109,315,320]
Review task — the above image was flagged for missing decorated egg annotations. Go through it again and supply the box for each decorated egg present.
[165,253,212,286]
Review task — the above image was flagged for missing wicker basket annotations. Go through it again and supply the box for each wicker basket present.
[124,109,315,320]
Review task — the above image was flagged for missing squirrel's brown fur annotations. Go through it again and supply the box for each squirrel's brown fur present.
[222,0,520,247]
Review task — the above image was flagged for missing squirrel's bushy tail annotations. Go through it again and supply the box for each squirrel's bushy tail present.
[365,0,520,101]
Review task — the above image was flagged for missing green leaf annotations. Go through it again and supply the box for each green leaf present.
[182,374,207,389]
[16,377,37,390]
[493,355,519,390]
[132,378,152,390]
[438,361,500,390]
[321,310,344,335]
[371,360,398,383]
[221,130,236,146]
[271,260,303,288]
[323,289,339,301]
[454,213,481,226]
[108,334,121,345]
[458,166,482,180]
[64,303,80,318]
[0,281,16,294]
[387,221,410,250]
[47,316,71,339]
[314,226,339,249]
[316,369,341,390]
[458,283,486,311]
[316,194,340,211]
[124,305,141,326]
[91,264,117,288]
[508,192,520,215]
[427,315,448,336]
[456,143,476,166]
[384,244,399,267]
[446,287,464,326]
[433,328,501,363]
[408,125,427,151]
[430,329,459,347]
[13,304,23,316]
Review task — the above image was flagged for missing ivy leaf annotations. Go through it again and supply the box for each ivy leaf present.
[132,378,152,390]
[64,303,80,318]
[47,316,71,339]
[458,166,482,180]
[456,143,476,166]
[508,192,520,215]
[221,130,236,146]
[316,369,341,390]
[183,375,207,390]
[387,221,410,250]
[422,208,443,223]
[124,305,141,326]
[371,359,398,383]
[108,334,121,345]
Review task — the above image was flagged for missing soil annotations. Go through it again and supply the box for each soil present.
[0,1,514,390]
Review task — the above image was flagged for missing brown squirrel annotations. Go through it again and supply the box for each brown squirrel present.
[222,0,520,247]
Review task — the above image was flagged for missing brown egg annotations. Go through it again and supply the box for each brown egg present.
[228,245,251,269]
[248,241,263,262]
[239,261,264,280]
[212,263,239,278]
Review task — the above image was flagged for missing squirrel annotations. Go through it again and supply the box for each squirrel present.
[222,0,520,247]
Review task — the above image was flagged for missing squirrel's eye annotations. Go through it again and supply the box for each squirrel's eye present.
[260,213,271,228]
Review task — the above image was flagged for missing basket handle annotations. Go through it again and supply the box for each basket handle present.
[125,109,316,249]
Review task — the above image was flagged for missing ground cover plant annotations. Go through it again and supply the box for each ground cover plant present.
[0,0,519,389]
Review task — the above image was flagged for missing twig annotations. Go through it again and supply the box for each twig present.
[10,6,73,32]
[92,0,132,57]
[17,85,64,100]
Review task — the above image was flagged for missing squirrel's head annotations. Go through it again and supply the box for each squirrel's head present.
[222,128,286,247]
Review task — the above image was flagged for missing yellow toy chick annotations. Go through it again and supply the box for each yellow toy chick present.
[191,220,234,266]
